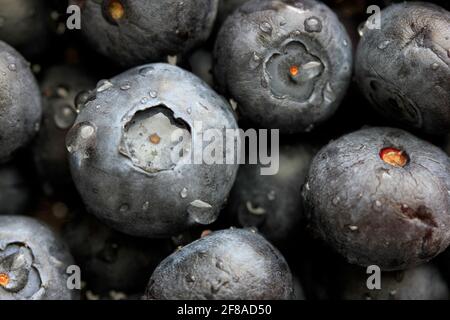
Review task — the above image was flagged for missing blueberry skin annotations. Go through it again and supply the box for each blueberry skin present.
[302,127,450,270]
[356,2,450,135]
[217,0,249,25]
[214,0,352,133]
[226,142,315,245]
[71,0,219,67]
[66,63,239,238]
[336,263,448,300]
[144,228,293,300]
[0,164,31,215]
[0,0,49,57]
[33,65,96,192]
[0,216,79,300]
[63,213,173,293]
[0,41,42,163]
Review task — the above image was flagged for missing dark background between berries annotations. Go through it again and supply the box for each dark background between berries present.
[0,0,449,300]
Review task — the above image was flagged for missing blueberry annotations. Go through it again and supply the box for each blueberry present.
[0,215,78,300]
[336,263,449,300]
[70,0,219,67]
[144,228,293,300]
[66,63,239,237]
[0,41,42,163]
[214,0,352,133]
[356,2,450,135]
[0,164,31,215]
[33,65,96,193]
[226,142,316,245]
[0,0,49,57]
[63,213,173,293]
[302,127,450,270]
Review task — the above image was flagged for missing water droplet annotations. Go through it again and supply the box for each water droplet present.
[357,22,366,37]
[180,188,188,199]
[304,16,322,33]
[187,107,192,114]
[378,40,391,50]
[140,97,149,104]
[149,90,158,98]
[139,66,154,76]
[75,90,96,111]
[323,82,336,103]
[375,200,382,207]
[332,196,340,205]
[343,40,348,47]
[186,274,196,283]
[305,124,315,132]
[216,260,224,270]
[249,52,262,70]
[54,105,77,129]
[56,86,69,98]
[246,201,266,215]
[431,63,439,70]
[120,83,131,90]
[80,124,95,139]
[97,80,113,92]
[119,204,129,213]
[188,200,216,225]
[267,190,276,201]
[142,201,149,211]
[7,63,16,71]
[167,55,178,65]
[348,225,358,231]
[259,22,273,35]
[305,182,310,191]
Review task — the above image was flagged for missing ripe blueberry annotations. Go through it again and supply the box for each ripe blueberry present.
[144,228,294,300]
[226,142,316,245]
[356,2,450,135]
[70,0,219,67]
[0,215,78,300]
[0,41,42,163]
[302,127,450,270]
[66,63,239,238]
[214,0,353,133]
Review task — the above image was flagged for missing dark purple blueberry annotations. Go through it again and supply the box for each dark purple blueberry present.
[302,127,450,270]
[214,0,352,133]
[66,63,239,237]
[0,215,79,300]
[356,2,450,135]
[226,142,316,245]
[0,41,42,163]
[70,0,219,67]
[144,228,293,300]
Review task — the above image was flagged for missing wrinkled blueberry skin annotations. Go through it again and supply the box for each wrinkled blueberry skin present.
[144,229,293,300]
[0,216,79,300]
[0,0,49,57]
[0,164,31,215]
[226,142,315,245]
[33,65,96,192]
[67,63,239,238]
[214,0,352,133]
[63,213,173,293]
[302,127,450,270]
[356,2,450,135]
[336,263,449,300]
[0,41,42,163]
[71,0,219,67]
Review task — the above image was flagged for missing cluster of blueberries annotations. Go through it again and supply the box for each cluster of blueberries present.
[0,0,449,300]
